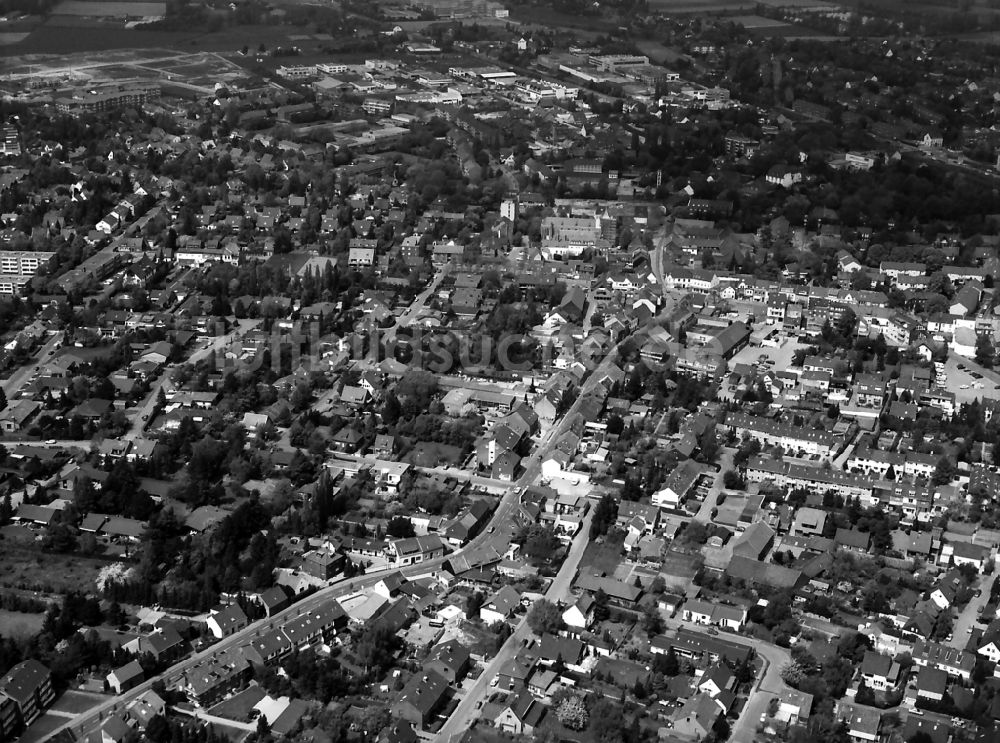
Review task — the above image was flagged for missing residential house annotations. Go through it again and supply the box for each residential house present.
[480,585,521,625]
[859,651,902,692]
[206,604,249,639]
[670,693,722,739]
[393,670,449,728]
[494,694,545,735]
[425,639,471,684]
[106,660,144,694]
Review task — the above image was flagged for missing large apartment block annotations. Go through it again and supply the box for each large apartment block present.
[0,660,55,733]
[0,250,56,295]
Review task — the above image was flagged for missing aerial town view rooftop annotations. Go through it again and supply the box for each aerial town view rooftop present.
[0,0,999,742]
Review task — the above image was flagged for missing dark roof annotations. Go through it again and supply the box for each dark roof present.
[835,528,871,550]
[537,633,584,664]
[0,660,50,706]
[427,639,471,674]
[396,670,449,717]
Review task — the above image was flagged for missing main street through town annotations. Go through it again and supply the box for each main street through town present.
[46,336,624,741]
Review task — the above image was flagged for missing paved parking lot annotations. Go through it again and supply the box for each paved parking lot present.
[730,335,809,373]
[944,355,1000,405]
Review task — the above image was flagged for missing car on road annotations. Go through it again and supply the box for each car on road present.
[971,371,984,379]
[958,364,966,370]
[142,414,148,421]
[45,439,55,444]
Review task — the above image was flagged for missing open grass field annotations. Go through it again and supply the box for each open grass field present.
[0,540,108,595]
[0,608,44,639]
[18,713,65,743]
[208,685,266,721]
[48,690,106,716]
[579,530,624,576]
[405,441,464,467]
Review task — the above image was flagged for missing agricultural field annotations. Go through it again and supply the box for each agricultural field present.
[0,20,325,57]
[729,13,791,28]
[647,0,757,12]
[51,1,166,16]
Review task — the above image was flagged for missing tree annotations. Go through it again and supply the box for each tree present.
[653,647,679,676]
[0,387,6,412]
[556,694,588,730]
[723,470,745,490]
[527,599,565,635]
[976,333,995,368]
[386,516,415,538]
[590,493,618,539]
[641,604,663,636]
[932,456,957,486]
[467,591,485,617]
[519,524,560,561]
[588,699,627,743]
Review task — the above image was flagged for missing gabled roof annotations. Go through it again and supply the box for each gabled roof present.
[396,669,449,716]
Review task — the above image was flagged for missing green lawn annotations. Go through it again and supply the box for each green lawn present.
[0,609,43,640]
[404,441,464,468]
[49,690,105,716]
[579,533,625,576]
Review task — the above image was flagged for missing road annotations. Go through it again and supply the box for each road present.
[124,319,264,443]
[435,508,596,740]
[0,439,87,450]
[1,331,63,400]
[660,618,790,743]
[380,265,451,350]
[51,332,623,741]
[950,582,992,649]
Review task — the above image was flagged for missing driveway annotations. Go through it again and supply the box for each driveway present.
[694,447,735,523]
